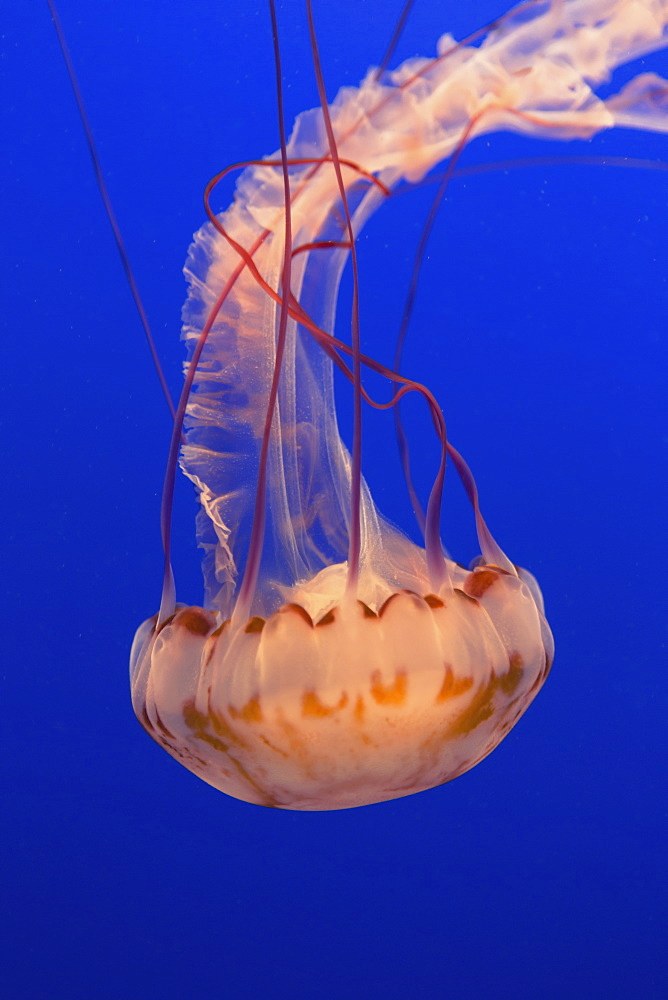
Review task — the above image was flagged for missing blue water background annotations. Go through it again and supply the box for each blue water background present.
[2,2,666,997]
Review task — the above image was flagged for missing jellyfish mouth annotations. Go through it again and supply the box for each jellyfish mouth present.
[130,561,552,810]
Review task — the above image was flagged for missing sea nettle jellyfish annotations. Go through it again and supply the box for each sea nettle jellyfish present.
[127,0,667,809]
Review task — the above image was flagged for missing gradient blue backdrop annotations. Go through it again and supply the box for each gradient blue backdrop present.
[2,2,666,998]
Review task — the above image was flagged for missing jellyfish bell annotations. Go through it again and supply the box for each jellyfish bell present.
[129,0,667,810]
[131,566,553,810]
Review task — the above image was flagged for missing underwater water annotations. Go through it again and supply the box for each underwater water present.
[2,1,666,997]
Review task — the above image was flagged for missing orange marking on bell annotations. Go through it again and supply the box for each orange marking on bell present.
[370,669,407,705]
[464,569,499,599]
[245,616,266,634]
[228,695,264,723]
[435,665,474,702]
[301,690,349,717]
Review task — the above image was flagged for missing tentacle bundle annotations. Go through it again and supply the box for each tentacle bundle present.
[177,0,668,620]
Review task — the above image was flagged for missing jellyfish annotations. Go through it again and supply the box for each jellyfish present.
[128,0,668,810]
